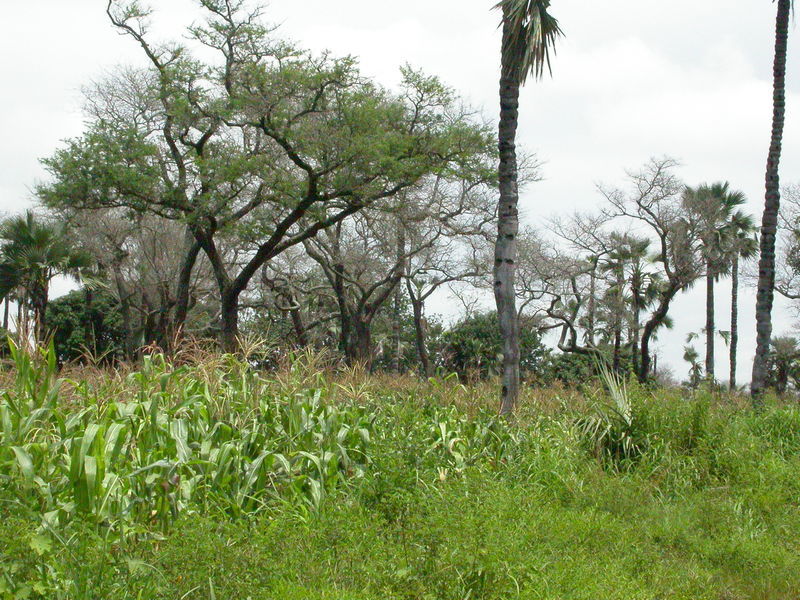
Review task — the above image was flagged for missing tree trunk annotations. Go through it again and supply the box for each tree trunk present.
[111,268,138,361]
[631,303,640,375]
[173,235,202,336]
[290,306,309,347]
[587,257,598,346]
[391,284,402,373]
[639,284,680,382]
[220,289,240,353]
[32,282,49,345]
[407,282,432,378]
[496,21,522,415]
[612,269,624,373]
[730,254,739,390]
[345,317,373,368]
[391,227,404,373]
[705,263,715,380]
[2,297,8,331]
[752,0,791,401]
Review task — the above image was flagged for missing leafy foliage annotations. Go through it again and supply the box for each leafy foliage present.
[46,290,127,364]
[442,311,549,380]
[2,349,800,597]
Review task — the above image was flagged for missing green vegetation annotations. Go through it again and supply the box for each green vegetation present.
[2,343,800,599]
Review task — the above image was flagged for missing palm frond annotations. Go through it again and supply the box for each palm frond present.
[496,0,563,84]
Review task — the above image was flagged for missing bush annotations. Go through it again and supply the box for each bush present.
[442,311,549,380]
[46,288,126,363]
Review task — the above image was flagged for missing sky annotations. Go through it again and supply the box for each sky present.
[1,0,799,382]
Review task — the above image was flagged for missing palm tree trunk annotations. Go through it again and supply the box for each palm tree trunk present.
[631,303,640,375]
[730,254,739,390]
[705,263,715,380]
[587,257,598,346]
[752,0,791,401]
[496,19,522,415]
[613,329,622,372]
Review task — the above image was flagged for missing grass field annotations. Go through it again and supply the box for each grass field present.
[1,343,800,599]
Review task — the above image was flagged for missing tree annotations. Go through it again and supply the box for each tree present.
[683,343,704,389]
[765,335,800,394]
[682,182,748,382]
[301,169,493,368]
[726,211,758,390]
[603,158,704,382]
[0,211,91,343]
[41,1,490,351]
[752,0,793,400]
[443,311,549,381]
[50,208,215,357]
[47,289,127,364]
[494,0,562,415]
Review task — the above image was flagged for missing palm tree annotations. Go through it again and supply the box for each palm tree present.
[752,0,793,400]
[726,212,758,390]
[683,343,704,389]
[683,182,747,382]
[495,0,562,415]
[0,211,91,343]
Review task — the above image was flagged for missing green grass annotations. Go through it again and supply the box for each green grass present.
[1,343,800,598]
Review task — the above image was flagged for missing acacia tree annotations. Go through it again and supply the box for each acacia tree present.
[402,181,496,376]
[40,1,489,351]
[301,170,493,367]
[52,208,215,356]
[602,158,703,382]
[752,0,793,399]
[495,0,562,414]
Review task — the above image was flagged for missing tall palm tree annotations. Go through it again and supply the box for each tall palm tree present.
[727,212,758,390]
[495,0,562,415]
[0,211,91,343]
[683,182,747,382]
[752,0,793,400]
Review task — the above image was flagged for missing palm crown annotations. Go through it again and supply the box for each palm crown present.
[496,0,563,83]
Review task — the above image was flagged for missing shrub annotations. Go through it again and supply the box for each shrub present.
[442,311,549,380]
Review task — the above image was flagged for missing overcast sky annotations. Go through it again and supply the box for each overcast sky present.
[1,0,798,382]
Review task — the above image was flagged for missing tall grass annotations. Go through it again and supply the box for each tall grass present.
[2,342,800,598]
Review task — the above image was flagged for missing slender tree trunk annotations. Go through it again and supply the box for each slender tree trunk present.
[111,268,137,361]
[631,303,640,375]
[407,282,432,378]
[391,227,404,373]
[290,306,309,347]
[17,296,24,343]
[587,257,597,346]
[612,270,624,373]
[2,297,8,331]
[752,0,791,400]
[705,263,715,380]
[32,283,49,345]
[639,284,680,382]
[496,21,522,415]
[730,254,739,390]
[173,235,202,336]
[391,285,402,373]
